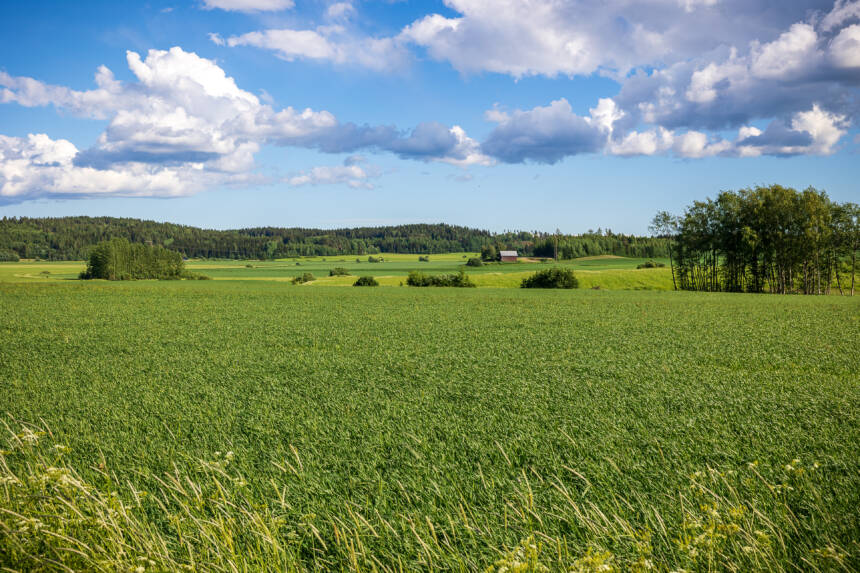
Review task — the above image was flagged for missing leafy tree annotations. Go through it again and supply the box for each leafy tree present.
[0,249,19,262]
[665,186,857,295]
[466,257,483,267]
[649,211,678,290]
[353,276,379,286]
[480,245,498,261]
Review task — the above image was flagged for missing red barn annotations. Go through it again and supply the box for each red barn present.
[500,250,518,262]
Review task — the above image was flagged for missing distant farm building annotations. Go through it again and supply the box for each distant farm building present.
[500,250,518,262]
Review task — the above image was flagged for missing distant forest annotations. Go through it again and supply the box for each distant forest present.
[0,217,669,261]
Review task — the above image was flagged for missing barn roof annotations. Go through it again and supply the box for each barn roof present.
[499,251,518,257]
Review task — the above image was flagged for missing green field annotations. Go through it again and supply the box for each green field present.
[0,254,675,291]
[1,275,857,571]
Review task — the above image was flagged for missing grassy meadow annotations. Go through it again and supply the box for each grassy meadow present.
[0,253,675,291]
[0,260,858,571]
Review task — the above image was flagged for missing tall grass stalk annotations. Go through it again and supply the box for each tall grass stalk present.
[1,419,853,572]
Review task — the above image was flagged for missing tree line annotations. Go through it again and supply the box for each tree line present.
[0,216,669,260]
[653,185,859,295]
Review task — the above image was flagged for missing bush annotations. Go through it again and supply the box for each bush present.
[521,268,578,289]
[0,249,20,262]
[407,269,475,288]
[292,272,315,284]
[329,267,350,276]
[353,276,379,286]
[367,256,383,263]
[637,260,666,269]
[80,238,184,280]
[181,271,212,280]
[466,258,483,267]
[418,255,430,262]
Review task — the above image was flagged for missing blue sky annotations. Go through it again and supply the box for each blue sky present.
[1,0,858,233]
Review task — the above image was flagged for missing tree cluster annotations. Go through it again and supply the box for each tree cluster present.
[80,238,185,280]
[653,185,859,295]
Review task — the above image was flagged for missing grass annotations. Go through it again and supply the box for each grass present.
[1,280,858,571]
[0,255,675,290]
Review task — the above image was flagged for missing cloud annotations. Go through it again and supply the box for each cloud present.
[481,99,607,163]
[820,0,860,30]
[0,47,485,201]
[672,131,732,158]
[397,0,837,78]
[609,128,674,156]
[0,133,256,202]
[734,106,848,157]
[830,24,860,67]
[288,156,380,189]
[205,0,856,166]
[613,1,860,133]
[223,27,410,72]
[201,0,294,13]
[326,2,355,21]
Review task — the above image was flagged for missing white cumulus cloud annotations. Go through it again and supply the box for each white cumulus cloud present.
[0,47,487,201]
[201,0,294,13]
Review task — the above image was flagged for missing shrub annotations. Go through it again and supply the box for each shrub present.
[466,258,483,267]
[367,256,383,263]
[521,268,578,289]
[637,260,666,269]
[418,255,429,262]
[0,249,20,262]
[329,267,350,276]
[406,271,432,287]
[292,272,315,284]
[353,276,379,286]
[407,269,475,287]
[80,238,184,280]
[181,271,212,280]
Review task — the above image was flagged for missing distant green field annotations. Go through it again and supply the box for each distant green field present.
[1,280,857,571]
[0,254,674,290]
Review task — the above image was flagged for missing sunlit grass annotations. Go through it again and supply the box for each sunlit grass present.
[0,256,675,289]
[1,281,857,570]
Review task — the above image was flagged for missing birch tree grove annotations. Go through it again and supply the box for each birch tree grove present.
[657,185,859,295]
